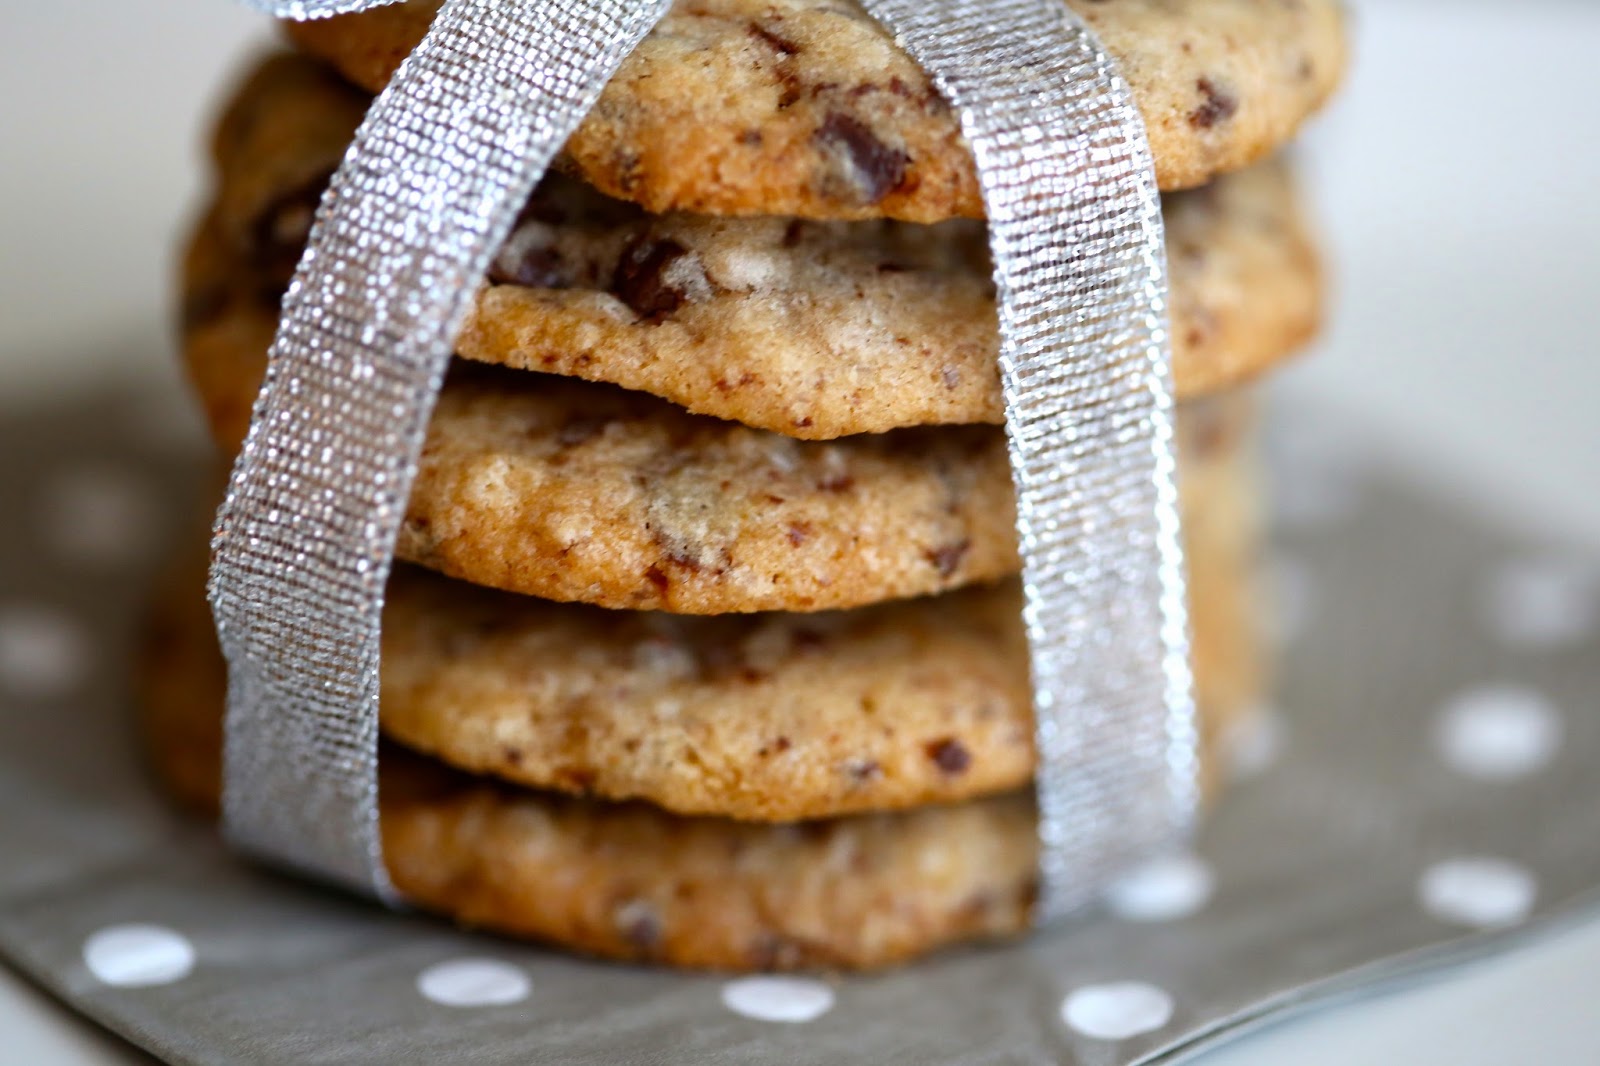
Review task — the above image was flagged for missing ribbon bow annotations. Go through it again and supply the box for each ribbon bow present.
[212,0,1194,921]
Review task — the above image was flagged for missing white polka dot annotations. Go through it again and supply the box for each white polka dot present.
[1062,982,1174,1041]
[1419,858,1537,929]
[40,467,158,566]
[0,606,89,698]
[1481,558,1597,649]
[1223,708,1287,780]
[721,976,835,1023]
[83,924,195,987]
[1267,555,1313,647]
[1104,853,1214,922]
[416,958,530,1008]
[1436,685,1562,780]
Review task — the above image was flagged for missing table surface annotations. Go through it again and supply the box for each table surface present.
[2,1,1598,1062]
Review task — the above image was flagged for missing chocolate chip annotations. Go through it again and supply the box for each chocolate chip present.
[781,221,806,248]
[925,539,971,578]
[845,758,881,783]
[488,224,566,288]
[790,627,826,651]
[665,548,703,574]
[613,235,707,321]
[814,112,909,205]
[614,899,663,951]
[1188,77,1238,129]
[818,473,855,493]
[556,765,597,792]
[252,170,332,281]
[644,565,671,595]
[786,522,812,546]
[747,933,804,971]
[748,23,798,56]
[557,416,611,447]
[181,283,229,331]
[926,737,971,775]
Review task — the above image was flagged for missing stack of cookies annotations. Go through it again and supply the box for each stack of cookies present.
[146,0,1347,970]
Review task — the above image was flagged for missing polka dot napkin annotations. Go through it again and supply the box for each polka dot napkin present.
[0,388,1597,1066]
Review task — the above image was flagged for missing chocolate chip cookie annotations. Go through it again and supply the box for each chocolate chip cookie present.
[206,52,1324,438]
[284,0,1347,221]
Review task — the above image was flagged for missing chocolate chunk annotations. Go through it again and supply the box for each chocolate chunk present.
[1189,77,1239,129]
[845,758,881,783]
[613,235,707,321]
[488,221,566,288]
[815,112,909,205]
[614,899,663,951]
[818,473,855,493]
[556,415,611,447]
[181,283,230,331]
[748,23,798,56]
[252,170,332,282]
[790,627,826,651]
[747,933,802,971]
[925,737,971,775]
[556,765,597,792]
[925,539,971,578]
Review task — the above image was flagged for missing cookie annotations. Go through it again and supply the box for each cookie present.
[283,0,1347,222]
[369,397,1252,823]
[142,564,1038,969]
[145,553,1246,970]
[207,53,1323,438]
[181,276,1245,614]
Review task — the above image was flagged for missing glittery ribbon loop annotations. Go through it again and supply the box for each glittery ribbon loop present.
[856,0,1195,920]
[212,0,1193,914]
[209,0,673,899]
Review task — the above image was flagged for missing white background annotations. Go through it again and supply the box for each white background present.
[1,1,1597,1062]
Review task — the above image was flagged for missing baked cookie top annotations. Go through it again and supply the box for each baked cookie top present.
[139,563,1038,970]
[208,53,1323,438]
[284,0,1347,222]
[181,268,1244,613]
[380,442,1249,821]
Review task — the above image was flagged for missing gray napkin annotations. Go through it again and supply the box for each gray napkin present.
[0,384,1595,1065]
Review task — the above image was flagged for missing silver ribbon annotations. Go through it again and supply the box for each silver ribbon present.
[212,0,1194,917]
[210,0,673,898]
[856,0,1196,920]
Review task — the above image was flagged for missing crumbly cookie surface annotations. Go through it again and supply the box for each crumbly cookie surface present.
[181,276,1244,614]
[140,568,1039,970]
[208,53,1322,437]
[284,0,1347,222]
[378,442,1252,820]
